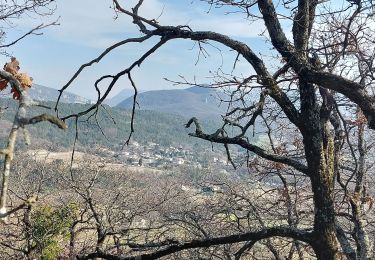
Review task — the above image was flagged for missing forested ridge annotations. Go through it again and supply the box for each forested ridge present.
[0,99,222,150]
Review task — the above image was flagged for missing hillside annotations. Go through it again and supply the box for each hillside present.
[0,99,223,151]
[29,84,91,104]
[105,88,144,107]
[117,86,225,120]
[0,83,90,104]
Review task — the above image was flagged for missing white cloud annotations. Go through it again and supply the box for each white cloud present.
[40,0,265,49]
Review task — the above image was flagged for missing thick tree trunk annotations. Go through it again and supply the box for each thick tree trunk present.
[300,80,339,260]
[310,162,339,259]
[305,138,339,260]
[314,140,337,259]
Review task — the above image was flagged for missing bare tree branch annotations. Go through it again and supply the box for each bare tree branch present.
[186,117,309,175]
[78,227,312,260]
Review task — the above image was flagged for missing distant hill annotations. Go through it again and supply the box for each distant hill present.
[105,88,143,107]
[29,84,91,104]
[0,99,222,150]
[116,86,225,120]
[0,83,90,104]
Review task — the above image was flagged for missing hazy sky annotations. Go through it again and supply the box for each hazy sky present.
[2,0,279,100]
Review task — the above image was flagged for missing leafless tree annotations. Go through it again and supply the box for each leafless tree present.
[57,0,375,259]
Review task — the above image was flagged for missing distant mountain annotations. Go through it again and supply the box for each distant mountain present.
[29,84,91,104]
[117,86,225,119]
[0,83,90,104]
[105,88,142,107]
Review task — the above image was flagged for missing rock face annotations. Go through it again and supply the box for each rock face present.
[116,86,225,119]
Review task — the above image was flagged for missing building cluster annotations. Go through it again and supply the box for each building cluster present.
[103,141,230,170]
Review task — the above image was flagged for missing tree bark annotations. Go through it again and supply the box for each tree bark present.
[299,80,339,259]
[309,141,339,260]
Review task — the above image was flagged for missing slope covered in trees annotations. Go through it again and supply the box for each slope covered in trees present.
[0,99,223,150]
[117,86,224,119]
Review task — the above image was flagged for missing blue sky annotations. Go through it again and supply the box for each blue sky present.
[2,0,277,100]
